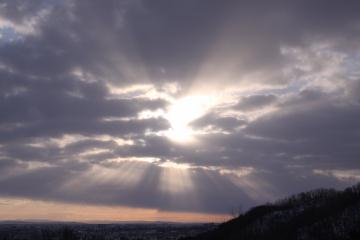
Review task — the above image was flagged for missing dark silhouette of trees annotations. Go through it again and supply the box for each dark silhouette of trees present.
[183,183,360,240]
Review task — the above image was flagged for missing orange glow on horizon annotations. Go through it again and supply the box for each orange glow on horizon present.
[0,197,230,223]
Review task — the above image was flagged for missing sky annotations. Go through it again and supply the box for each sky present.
[0,0,360,222]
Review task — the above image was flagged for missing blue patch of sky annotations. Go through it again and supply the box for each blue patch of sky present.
[344,54,360,80]
[0,27,23,44]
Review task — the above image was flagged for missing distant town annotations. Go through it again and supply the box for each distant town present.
[0,222,216,240]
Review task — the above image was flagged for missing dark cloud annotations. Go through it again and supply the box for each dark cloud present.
[234,95,277,111]
[246,98,360,143]
[0,160,256,213]
[0,84,165,124]
[0,118,169,144]
[191,113,246,131]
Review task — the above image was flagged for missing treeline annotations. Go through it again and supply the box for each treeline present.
[183,183,360,240]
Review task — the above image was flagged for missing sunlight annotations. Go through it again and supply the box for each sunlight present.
[165,95,215,143]
[159,163,194,194]
[60,161,151,192]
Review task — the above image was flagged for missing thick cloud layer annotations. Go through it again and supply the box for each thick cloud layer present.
[0,0,360,215]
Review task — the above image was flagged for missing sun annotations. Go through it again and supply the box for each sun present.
[165,95,213,143]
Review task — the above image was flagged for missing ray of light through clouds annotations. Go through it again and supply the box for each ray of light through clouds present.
[0,0,360,222]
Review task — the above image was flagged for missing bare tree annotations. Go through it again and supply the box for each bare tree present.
[230,205,243,218]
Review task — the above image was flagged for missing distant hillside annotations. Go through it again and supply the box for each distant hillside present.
[183,183,360,240]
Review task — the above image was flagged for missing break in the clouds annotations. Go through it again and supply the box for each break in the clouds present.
[0,0,360,217]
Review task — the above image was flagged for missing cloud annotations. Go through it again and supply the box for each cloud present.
[234,95,278,112]
[191,113,246,132]
[0,0,360,216]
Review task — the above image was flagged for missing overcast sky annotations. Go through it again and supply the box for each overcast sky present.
[0,0,360,221]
